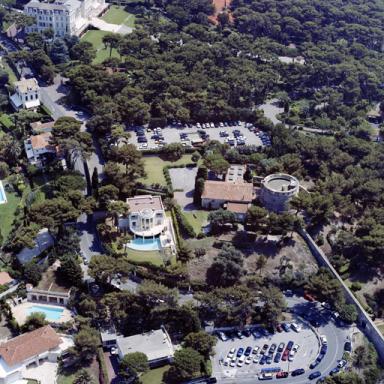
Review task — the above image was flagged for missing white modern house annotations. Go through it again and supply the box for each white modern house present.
[0,325,73,384]
[24,131,58,168]
[118,195,176,253]
[116,328,174,368]
[24,0,107,37]
[9,78,40,111]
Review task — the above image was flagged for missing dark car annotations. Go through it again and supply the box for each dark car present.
[282,323,291,332]
[309,371,321,380]
[320,345,328,354]
[260,355,267,365]
[262,344,269,352]
[236,348,244,357]
[243,329,251,338]
[277,343,285,352]
[291,368,305,376]
[138,137,147,143]
[344,341,352,352]
[287,341,294,350]
[260,328,270,336]
[310,360,320,369]
[276,324,283,333]
[266,356,272,364]
[252,328,262,338]
[206,378,217,384]
[274,353,281,363]
[244,346,252,356]
[330,368,340,376]
[316,353,325,363]
[269,344,277,354]
[310,317,321,327]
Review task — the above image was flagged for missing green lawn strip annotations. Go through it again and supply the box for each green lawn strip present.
[140,154,195,186]
[102,5,136,27]
[126,248,176,266]
[0,190,21,243]
[81,30,120,64]
[378,324,384,335]
[183,210,209,234]
[0,58,18,84]
[57,366,97,384]
[188,236,215,250]
[140,365,170,384]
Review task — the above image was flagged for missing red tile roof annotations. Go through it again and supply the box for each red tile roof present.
[227,202,249,214]
[201,180,254,203]
[0,272,13,286]
[0,325,61,367]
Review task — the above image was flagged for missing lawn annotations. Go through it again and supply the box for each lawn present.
[183,210,209,234]
[0,189,21,244]
[140,155,196,186]
[0,114,13,129]
[57,366,98,384]
[0,58,17,85]
[378,324,384,335]
[140,365,170,384]
[126,248,176,266]
[102,5,136,27]
[81,30,120,64]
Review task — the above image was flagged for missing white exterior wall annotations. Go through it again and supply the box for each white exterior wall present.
[129,210,165,232]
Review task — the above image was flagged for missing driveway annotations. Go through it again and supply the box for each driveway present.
[104,351,119,382]
[22,361,58,384]
[169,167,197,210]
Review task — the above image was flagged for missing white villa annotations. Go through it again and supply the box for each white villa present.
[118,195,176,253]
[9,78,40,111]
[24,0,107,37]
[0,325,73,384]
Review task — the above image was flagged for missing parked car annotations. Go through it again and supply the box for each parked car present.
[237,348,244,357]
[344,341,352,352]
[276,324,283,333]
[276,371,289,378]
[259,372,273,380]
[217,331,227,341]
[262,344,269,353]
[259,355,267,365]
[269,344,277,353]
[330,367,340,375]
[274,353,281,363]
[236,330,244,339]
[244,346,252,356]
[253,354,261,363]
[282,323,291,332]
[278,343,285,352]
[110,346,118,355]
[282,349,289,361]
[245,356,252,364]
[288,350,296,362]
[287,341,294,350]
[309,371,321,380]
[266,355,272,364]
[252,346,260,354]
[252,328,262,338]
[292,344,299,353]
[237,355,245,367]
[243,329,251,337]
[291,368,305,376]
[227,348,236,358]
[291,323,301,332]
[320,335,327,345]
[337,359,347,368]
[310,360,320,369]
[229,357,236,367]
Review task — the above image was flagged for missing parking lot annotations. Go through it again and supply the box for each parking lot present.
[210,296,353,383]
[212,320,320,381]
[128,121,270,150]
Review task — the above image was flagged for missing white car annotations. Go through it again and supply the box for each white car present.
[224,357,230,366]
[110,347,118,355]
[252,346,260,354]
[288,350,296,361]
[229,358,236,367]
[320,335,327,345]
[218,331,227,341]
[291,322,301,332]
[245,356,252,364]
[253,354,260,363]
[337,359,347,368]
[227,348,236,358]
[292,344,299,352]
[237,355,245,367]
[196,123,201,128]
[210,122,215,128]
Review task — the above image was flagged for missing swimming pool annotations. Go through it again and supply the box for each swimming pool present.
[27,305,64,321]
[0,181,7,204]
[128,237,161,251]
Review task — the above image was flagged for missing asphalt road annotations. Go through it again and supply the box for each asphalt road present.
[212,295,351,384]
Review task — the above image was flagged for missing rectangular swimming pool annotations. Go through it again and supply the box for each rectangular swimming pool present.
[128,237,161,251]
[0,181,6,204]
[27,305,64,321]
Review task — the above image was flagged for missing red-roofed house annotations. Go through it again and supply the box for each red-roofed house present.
[0,272,14,287]
[0,325,73,384]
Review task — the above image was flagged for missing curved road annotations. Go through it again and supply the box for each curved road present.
[214,295,351,384]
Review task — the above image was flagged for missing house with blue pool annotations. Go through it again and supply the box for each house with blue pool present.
[118,195,176,255]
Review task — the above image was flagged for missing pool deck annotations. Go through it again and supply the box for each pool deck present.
[11,302,73,325]
[0,180,7,204]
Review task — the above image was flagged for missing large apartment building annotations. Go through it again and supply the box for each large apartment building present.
[24,0,107,37]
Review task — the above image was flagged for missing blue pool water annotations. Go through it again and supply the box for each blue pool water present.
[27,305,64,321]
[128,237,161,251]
[0,181,6,204]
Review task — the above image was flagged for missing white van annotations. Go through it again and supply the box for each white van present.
[291,322,301,332]
[259,372,273,380]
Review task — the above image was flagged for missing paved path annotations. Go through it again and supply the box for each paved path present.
[0,284,19,300]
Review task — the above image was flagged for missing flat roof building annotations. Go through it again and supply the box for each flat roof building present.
[116,328,174,367]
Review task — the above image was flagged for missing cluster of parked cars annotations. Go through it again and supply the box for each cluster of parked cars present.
[245,123,272,146]
[197,121,242,129]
